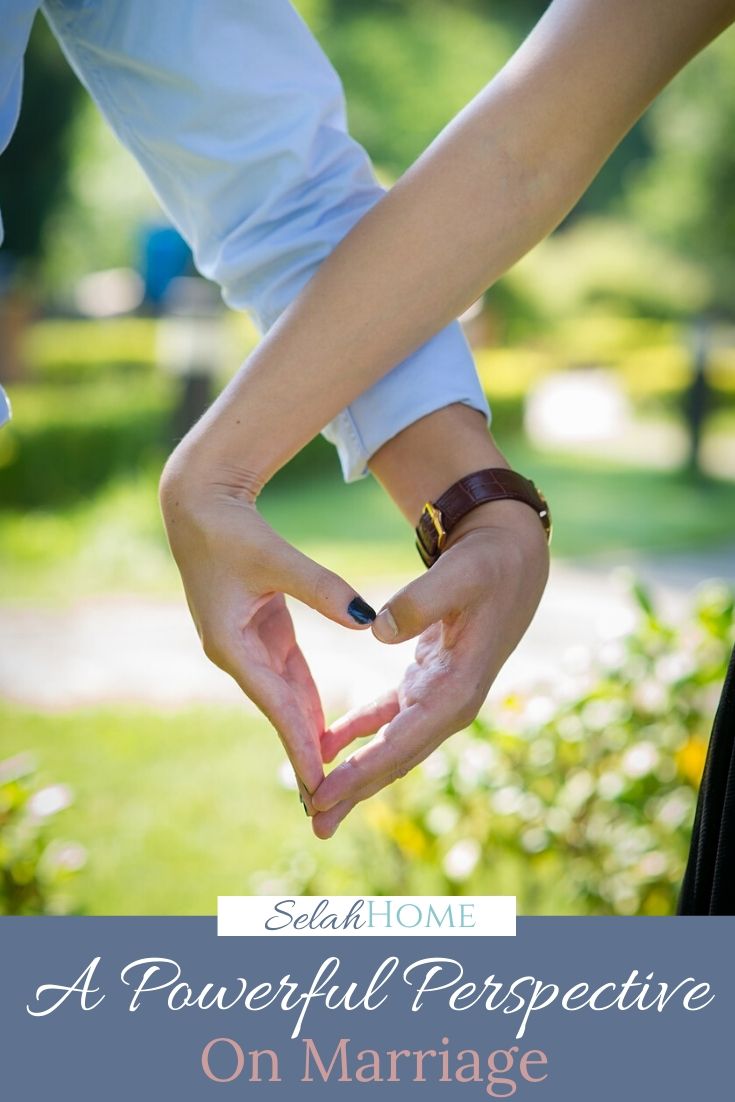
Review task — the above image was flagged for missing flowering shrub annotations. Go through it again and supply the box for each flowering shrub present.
[0,754,86,915]
[263,580,733,915]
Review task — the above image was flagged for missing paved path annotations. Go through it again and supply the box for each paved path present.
[2,545,733,714]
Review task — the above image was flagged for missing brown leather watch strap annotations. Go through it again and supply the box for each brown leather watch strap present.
[415,468,551,567]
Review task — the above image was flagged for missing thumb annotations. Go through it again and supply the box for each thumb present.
[372,559,473,644]
[268,538,376,630]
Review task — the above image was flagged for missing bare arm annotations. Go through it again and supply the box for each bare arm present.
[160,0,734,824]
[167,0,735,490]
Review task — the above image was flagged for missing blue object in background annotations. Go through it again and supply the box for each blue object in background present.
[140,225,192,310]
[0,0,488,481]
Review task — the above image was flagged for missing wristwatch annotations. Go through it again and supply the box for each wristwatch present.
[415,468,552,568]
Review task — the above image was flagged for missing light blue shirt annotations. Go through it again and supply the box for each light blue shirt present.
[0,0,489,479]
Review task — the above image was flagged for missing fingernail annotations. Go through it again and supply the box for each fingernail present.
[373,607,398,642]
[297,780,314,817]
[347,596,376,625]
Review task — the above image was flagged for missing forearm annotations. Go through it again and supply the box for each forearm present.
[168,0,734,493]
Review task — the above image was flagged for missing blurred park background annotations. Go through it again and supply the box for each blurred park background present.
[1,0,735,917]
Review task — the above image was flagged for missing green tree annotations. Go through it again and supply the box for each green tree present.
[299,0,652,214]
[0,16,83,282]
[628,30,735,313]
[316,1,515,174]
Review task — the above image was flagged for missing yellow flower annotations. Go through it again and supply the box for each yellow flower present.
[393,820,428,859]
[363,801,397,832]
[676,738,708,786]
[502,693,524,713]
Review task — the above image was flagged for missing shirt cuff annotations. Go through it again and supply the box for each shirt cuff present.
[321,321,490,483]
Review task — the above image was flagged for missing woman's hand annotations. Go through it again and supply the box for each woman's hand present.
[158,450,376,802]
[310,502,549,837]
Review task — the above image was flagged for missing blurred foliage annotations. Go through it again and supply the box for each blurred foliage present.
[3,1,730,317]
[309,1,513,172]
[0,374,172,508]
[1,584,732,915]
[2,5,734,921]
[0,753,85,915]
[475,326,735,415]
[299,0,651,214]
[510,220,713,323]
[5,0,660,299]
[41,98,162,300]
[3,313,733,513]
[270,581,734,915]
[3,327,735,605]
[5,422,735,604]
[0,17,83,277]
[2,1,733,314]
[0,314,259,508]
[0,704,360,916]
[628,31,735,313]
[22,317,159,380]
[21,313,258,381]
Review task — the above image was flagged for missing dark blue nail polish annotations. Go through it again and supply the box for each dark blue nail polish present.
[348,596,376,624]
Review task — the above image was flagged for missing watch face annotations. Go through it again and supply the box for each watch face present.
[0,384,11,428]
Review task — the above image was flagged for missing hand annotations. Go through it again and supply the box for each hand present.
[158,453,376,802]
[310,502,549,837]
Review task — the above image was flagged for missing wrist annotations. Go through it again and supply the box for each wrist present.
[369,402,507,524]
[160,416,266,513]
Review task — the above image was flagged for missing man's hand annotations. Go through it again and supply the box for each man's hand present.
[310,501,549,837]
[158,453,376,802]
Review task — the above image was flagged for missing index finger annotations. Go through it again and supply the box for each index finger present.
[228,658,326,797]
[311,698,451,816]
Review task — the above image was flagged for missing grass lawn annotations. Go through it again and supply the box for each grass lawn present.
[1,441,735,604]
[0,703,367,914]
[2,333,730,917]
[0,702,577,915]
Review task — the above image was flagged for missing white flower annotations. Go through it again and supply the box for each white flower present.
[521,828,548,854]
[519,794,543,822]
[582,698,626,731]
[458,742,496,787]
[53,842,87,872]
[597,771,625,800]
[529,738,554,767]
[633,679,668,713]
[557,715,584,743]
[655,653,695,685]
[492,786,524,816]
[561,771,595,810]
[28,785,72,818]
[622,743,659,779]
[422,750,449,781]
[425,804,459,837]
[525,696,556,727]
[638,852,668,879]
[657,791,692,829]
[546,808,572,835]
[443,839,481,881]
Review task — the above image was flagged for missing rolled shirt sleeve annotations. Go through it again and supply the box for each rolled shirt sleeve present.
[38,0,489,479]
